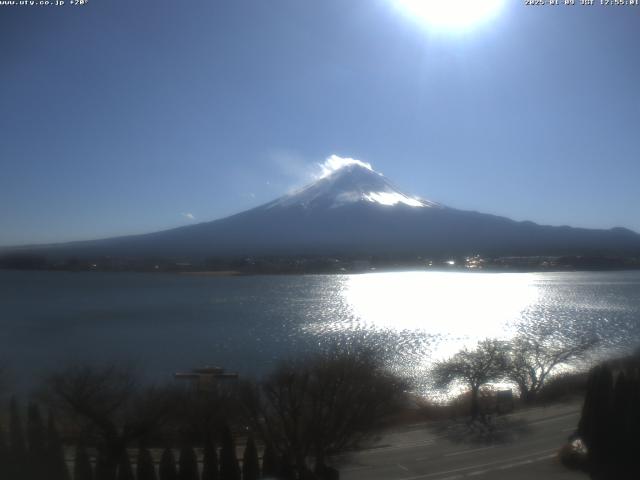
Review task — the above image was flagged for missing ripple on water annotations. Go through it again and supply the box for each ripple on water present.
[0,270,639,394]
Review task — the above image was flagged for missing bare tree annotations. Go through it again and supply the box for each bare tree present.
[44,365,176,480]
[432,339,508,420]
[505,332,596,404]
[241,349,407,474]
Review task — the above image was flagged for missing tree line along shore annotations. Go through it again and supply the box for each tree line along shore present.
[2,252,640,274]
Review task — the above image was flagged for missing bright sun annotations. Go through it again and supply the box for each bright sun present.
[393,0,505,31]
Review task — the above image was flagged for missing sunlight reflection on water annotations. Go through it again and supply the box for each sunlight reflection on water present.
[301,271,640,393]
[344,272,535,341]
[1,270,639,395]
[305,272,538,359]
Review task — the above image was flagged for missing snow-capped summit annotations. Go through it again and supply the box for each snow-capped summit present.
[265,158,440,210]
[6,154,640,260]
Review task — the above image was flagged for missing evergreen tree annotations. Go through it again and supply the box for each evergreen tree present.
[579,365,614,479]
[137,446,157,480]
[630,370,640,480]
[611,372,631,477]
[278,454,294,480]
[9,397,27,478]
[159,448,178,480]
[0,421,9,480]
[219,425,240,480]
[578,357,640,479]
[201,441,219,480]
[592,365,614,479]
[27,403,46,462]
[298,465,316,480]
[95,450,117,480]
[242,437,259,480]
[613,367,640,480]
[47,412,71,480]
[178,445,199,480]
[577,366,598,440]
[260,444,278,479]
[73,445,94,480]
[116,451,135,480]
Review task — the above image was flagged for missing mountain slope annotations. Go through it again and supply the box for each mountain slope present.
[4,163,640,260]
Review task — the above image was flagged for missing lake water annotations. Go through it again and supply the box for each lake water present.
[1,270,639,393]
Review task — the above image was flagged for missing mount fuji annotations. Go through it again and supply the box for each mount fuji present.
[4,159,640,262]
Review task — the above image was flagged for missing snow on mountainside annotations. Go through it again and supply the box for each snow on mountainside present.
[263,156,440,210]
[2,154,640,261]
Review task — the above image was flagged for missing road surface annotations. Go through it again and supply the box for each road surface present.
[339,402,586,480]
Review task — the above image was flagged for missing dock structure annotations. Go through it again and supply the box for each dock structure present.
[174,366,239,391]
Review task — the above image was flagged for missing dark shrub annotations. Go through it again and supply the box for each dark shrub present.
[260,443,277,478]
[27,403,46,459]
[116,452,135,480]
[9,397,27,476]
[95,450,117,480]
[159,448,178,480]
[47,412,70,480]
[0,423,9,479]
[178,446,198,480]
[74,445,94,480]
[137,447,157,480]
[242,436,259,480]
[536,372,588,404]
[201,441,219,480]
[219,426,240,480]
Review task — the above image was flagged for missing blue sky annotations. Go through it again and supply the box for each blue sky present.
[1,0,639,246]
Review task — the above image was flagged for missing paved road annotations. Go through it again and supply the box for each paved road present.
[339,403,587,480]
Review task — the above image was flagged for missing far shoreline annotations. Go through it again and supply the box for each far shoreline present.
[2,265,640,276]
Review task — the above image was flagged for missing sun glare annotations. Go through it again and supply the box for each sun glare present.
[340,271,539,357]
[393,0,505,31]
